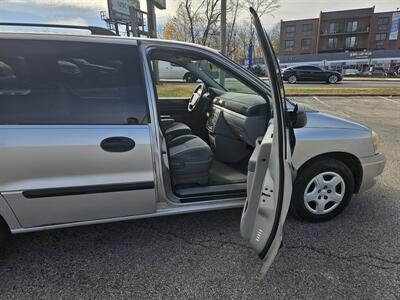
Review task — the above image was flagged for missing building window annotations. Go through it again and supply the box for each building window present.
[328,38,338,49]
[286,25,296,33]
[346,21,358,32]
[303,24,313,32]
[345,36,357,48]
[377,17,389,25]
[301,38,312,48]
[285,40,295,48]
[329,23,340,34]
[375,33,387,41]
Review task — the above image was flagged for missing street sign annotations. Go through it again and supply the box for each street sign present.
[108,0,140,23]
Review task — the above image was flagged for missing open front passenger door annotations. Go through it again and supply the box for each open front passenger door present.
[240,8,293,276]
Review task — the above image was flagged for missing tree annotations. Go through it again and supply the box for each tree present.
[243,0,280,18]
[162,0,281,63]
[268,23,280,54]
[163,0,220,46]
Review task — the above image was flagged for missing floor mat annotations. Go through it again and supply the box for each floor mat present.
[209,160,247,185]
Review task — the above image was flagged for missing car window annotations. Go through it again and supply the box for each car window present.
[0,39,149,125]
[307,66,322,71]
[152,57,257,98]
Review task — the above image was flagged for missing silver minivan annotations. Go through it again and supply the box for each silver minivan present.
[0,9,384,273]
[0,10,299,273]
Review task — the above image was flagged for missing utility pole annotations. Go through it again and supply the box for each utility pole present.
[146,0,156,38]
[220,0,227,85]
[220,0,227,56]
[146,0,159,82]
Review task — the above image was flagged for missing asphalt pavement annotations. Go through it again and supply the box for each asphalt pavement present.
[285,80,400,89]
[0,96,399,299]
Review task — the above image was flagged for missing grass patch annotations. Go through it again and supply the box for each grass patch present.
[156,83,400,97]
[157,84,197,97]
[285,87,400,96]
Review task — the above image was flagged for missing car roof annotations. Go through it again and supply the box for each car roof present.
[0,31,219,53]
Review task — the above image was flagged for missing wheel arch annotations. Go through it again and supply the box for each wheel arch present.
[0,194,20,233]
[295,152,363,193]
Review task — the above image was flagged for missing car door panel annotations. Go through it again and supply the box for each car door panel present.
[0,125,156,228]
[240,7,293,275]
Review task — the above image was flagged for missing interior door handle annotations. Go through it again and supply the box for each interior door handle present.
[100,137,135,152]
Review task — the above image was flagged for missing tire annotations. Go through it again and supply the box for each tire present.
[185,73,197,83]
[327,74,338,84]
[288,75,297,84]
[0,218,9,247]
[291,157,354,222]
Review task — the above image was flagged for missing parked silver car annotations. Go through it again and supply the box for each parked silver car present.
[0,10,384,273]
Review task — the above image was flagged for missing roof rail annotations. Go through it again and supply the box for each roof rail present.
[0,22,116,36]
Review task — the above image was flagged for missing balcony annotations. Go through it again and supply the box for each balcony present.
[320,27,369,36]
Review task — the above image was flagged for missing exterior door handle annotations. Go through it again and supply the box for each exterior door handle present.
[100,137,135,152]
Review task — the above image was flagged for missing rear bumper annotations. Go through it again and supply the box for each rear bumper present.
[358,152,386,193]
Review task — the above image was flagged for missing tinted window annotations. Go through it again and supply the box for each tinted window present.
[306,66,321,71]
[0,39,148,125]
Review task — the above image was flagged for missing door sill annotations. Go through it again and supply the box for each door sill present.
[175,182,247,203]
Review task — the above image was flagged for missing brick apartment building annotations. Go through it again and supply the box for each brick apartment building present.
[278,7,400,68]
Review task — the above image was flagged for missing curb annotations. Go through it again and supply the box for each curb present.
[286,94,400,97]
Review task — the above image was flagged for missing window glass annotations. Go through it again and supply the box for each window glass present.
[285,40,295,48]
[303,24,313,32]
[152,58,257,97]
[375,33,387,41]
[377,17,389,25]
[0,40,148,125]
[346,21,358,33]
[286,25,296,33]
[345,36,357,48]
[328,38,338,48]
[329,23,339,33]
[301,38,311,48]
[305,66,321,71]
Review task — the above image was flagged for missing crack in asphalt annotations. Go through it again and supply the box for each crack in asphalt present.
[284,244,400,270]
[148,224,250,250]
[147,225,400,271]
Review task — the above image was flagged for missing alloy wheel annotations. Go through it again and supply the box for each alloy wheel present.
[328,75,338,84]
[288,75,297,83]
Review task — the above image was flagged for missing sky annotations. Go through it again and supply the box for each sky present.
[0,0,398,31]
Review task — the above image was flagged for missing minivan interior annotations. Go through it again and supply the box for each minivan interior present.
[149,50,272,200]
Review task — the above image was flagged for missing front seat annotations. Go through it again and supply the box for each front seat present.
[169,135,212,185]
[160,116,192,142]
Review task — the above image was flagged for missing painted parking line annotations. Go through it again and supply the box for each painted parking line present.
[378,96,400,104]
[312,96,352,118]
[312,96,332,108]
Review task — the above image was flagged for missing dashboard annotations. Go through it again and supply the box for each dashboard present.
[206,91,270,163]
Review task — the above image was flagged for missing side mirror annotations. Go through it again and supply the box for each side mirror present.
[288,103,307,129]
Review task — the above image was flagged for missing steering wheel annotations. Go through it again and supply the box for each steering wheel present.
[188,84,205,112]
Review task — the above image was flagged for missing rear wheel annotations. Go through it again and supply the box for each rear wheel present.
[291,157,354,222]
[288,75,297,84]
[327,74,338,84]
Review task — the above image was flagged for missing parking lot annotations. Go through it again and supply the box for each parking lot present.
[0,96,399,299]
